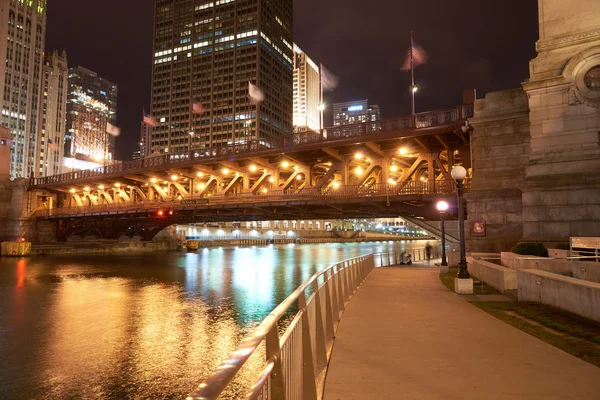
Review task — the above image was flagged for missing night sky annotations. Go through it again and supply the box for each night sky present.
[45,0,539,161]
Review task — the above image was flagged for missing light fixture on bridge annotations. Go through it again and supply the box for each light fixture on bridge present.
[269,177,275,183]
[388,178,397,185]
[281,161,289,168]
[420,177,425,181]
[399,147,408,156]
[332,181,340,189]
[69,188,76,193]
[354,152,363,160]
[318,104,326,111]
[83,187,90,192]
[197,171,204,177]
[222,168,230,175]
[262,188,268,193]
[249,165,257,172]
[150,178,157,183]
[171,175,178,181]
[355,166,363,176]
[412,86,418,93]
[296,174,302,180]
[163,180,168,184]
[115,183,121,188]
[390,165,398,172]
[98,185,105,190]
[198,183,206,190]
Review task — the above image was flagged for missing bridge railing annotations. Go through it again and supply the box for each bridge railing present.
[186,254,375,400]
[30,103,474,188]
[34,179,470,218]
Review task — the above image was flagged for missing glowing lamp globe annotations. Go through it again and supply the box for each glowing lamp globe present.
[451,165,467,181]
[436,201,449,212]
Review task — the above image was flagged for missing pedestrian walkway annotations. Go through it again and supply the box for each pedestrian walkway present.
[324,268,600,400]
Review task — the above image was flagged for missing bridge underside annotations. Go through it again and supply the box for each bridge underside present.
[49,194,458,241]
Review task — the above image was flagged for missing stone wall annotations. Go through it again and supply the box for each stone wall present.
[518,269,600,322]
[0,179,32,242]
[521,0,600,241]
[467,257,517,293]
[466,89,531,252]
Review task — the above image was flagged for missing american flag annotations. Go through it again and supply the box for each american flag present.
[192,98,205,115]
[321,63,340,91]
[143,112,158,127]
[47,138,57,151]
[106,122,121,137]
[401,42,428,71]
[248,81,265,104]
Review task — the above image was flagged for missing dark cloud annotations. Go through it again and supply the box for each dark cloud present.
[46,0,538,160]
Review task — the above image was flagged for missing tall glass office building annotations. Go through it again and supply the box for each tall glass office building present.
[150,0,293,154]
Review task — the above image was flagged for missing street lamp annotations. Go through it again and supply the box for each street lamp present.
[188,131,194,152]
[436,200,449,267]
[450,165,469,280]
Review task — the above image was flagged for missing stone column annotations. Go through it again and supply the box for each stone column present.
[521,0,600,241]
[465,89,531,252]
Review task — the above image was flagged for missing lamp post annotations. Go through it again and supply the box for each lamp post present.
[436,200,448,267]
[451,165,469,279]
[188,131,194,152]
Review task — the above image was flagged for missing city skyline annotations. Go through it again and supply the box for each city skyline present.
[45,0,538,160]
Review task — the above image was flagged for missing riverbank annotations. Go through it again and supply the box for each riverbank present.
[22,236,437,257]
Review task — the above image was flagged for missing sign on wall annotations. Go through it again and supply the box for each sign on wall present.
[471,221,486,236]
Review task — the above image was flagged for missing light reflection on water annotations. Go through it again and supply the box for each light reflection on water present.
[0,241,435,399]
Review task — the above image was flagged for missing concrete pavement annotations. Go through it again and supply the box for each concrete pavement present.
[324,268,600,400]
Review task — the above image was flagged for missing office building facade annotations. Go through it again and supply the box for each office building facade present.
[150,0,293,154]
[65,66,118,164]
[293,44,320,132]
[0,0,47,177]
[37,49,68,177]
[333,100,381,126]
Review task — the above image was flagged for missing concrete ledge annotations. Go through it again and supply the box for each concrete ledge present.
[468,257,517,293]
[518,269,600,322]
[501,252,571,274]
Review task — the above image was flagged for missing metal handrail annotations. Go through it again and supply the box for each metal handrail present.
[186,254,375,400]
[35,179,470,219]
[30,103,474,188]
[373,248,441,266]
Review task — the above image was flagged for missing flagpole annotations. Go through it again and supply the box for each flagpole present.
[410,31,416,117]
[319,62,324,132]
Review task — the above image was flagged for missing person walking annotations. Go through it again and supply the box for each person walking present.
[425,242,433,261]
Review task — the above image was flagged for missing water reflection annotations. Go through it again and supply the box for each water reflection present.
[0,241,435,399]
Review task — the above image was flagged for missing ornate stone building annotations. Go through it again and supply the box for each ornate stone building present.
[468,0,600,251]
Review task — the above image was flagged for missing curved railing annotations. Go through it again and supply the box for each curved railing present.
[35,180,471,219]
[186,254,375,400]
[30,104,474,188]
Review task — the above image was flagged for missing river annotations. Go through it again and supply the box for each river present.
[0,240,437,399]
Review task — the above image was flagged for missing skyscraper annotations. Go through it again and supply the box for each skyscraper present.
[0,0,47,178]
[293,44,320,132]
[37,50,68,178]
[65,66,118,165]
[150,0,293,154]
[333,100,381,126]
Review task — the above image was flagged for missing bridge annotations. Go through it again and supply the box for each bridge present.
[29,100,474,241]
